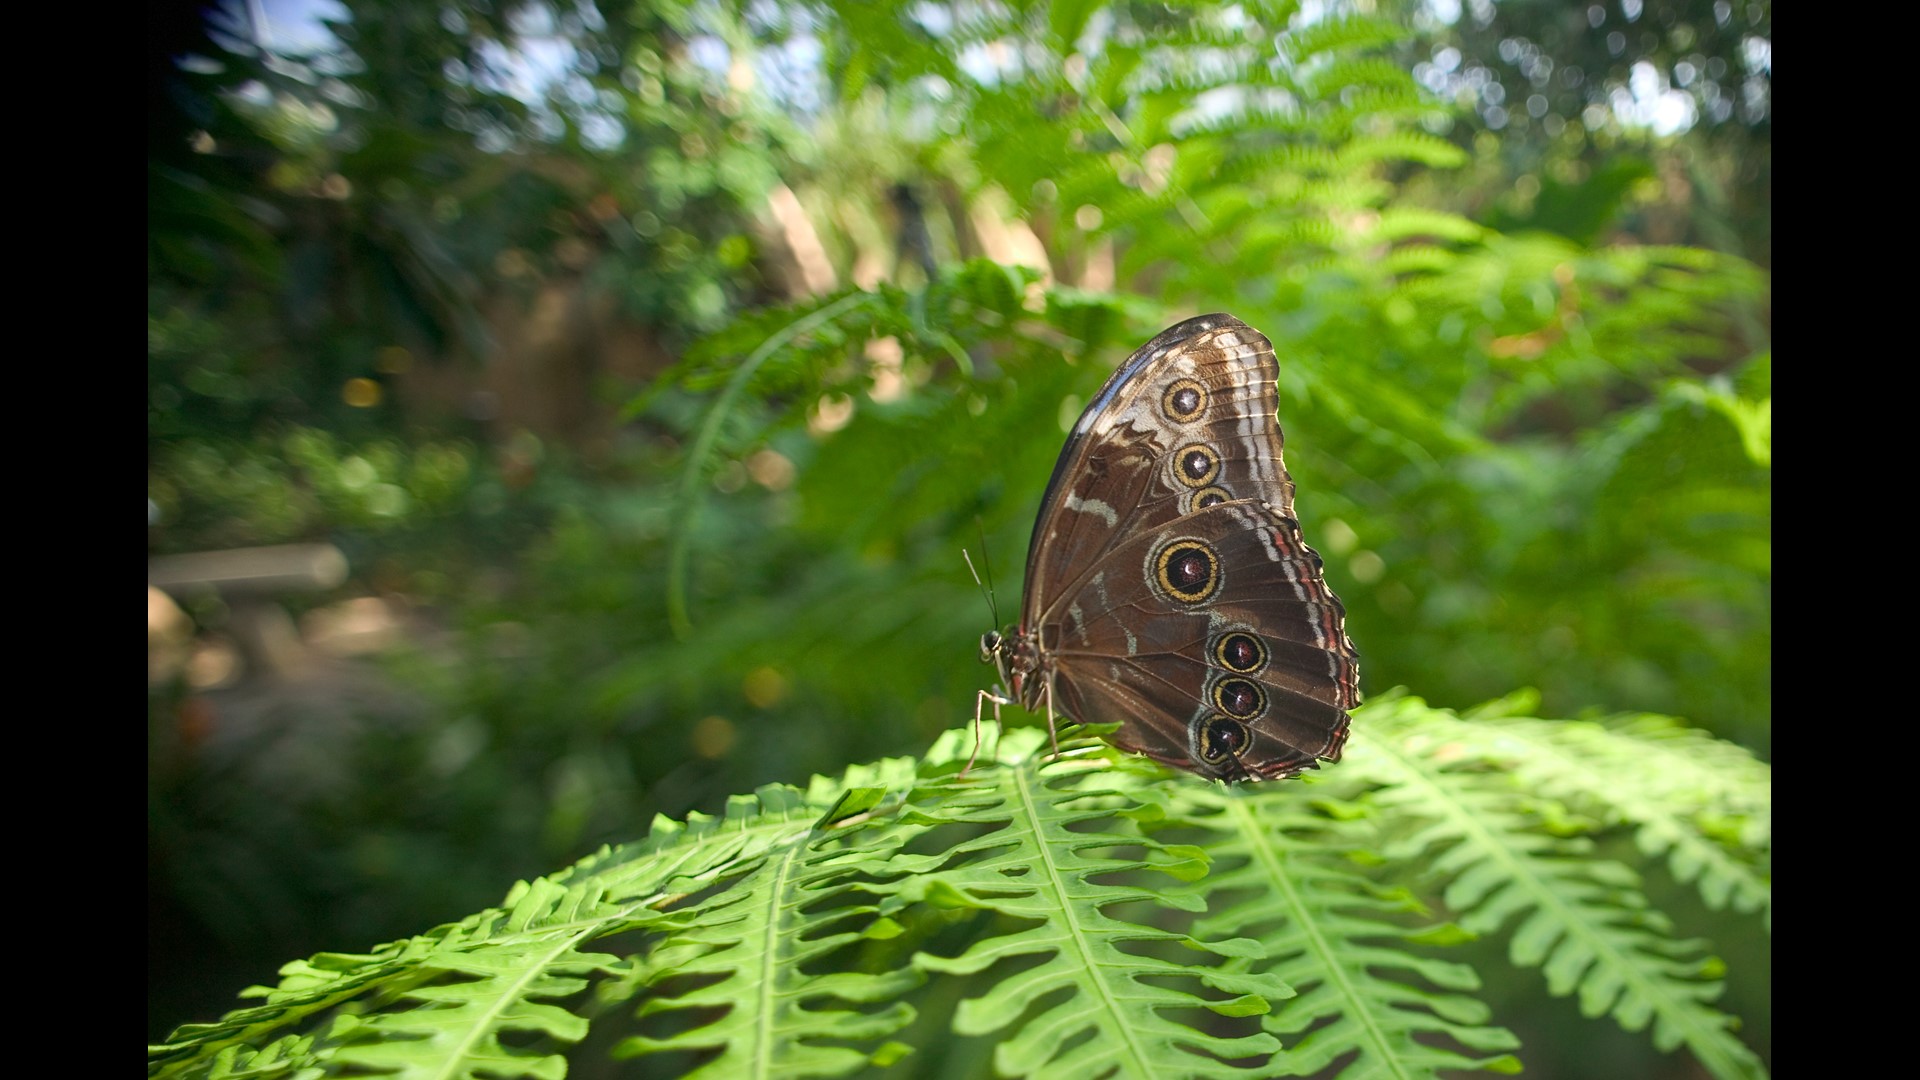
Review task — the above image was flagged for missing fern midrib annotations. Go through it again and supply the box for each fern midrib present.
[754,842,804,1080]
[1368,737,1761,1079]
[1226,798,1409,1080]
[425,921,596,1080]
[1012,765,1155,1076]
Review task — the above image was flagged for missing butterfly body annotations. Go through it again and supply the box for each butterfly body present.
[983,313,1358,782]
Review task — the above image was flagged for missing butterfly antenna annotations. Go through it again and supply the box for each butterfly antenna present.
[963,522,1001,630]
[978,518,1002,627]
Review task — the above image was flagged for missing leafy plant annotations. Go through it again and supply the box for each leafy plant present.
[147,1,1769,1068]
[149,695,1768,1078]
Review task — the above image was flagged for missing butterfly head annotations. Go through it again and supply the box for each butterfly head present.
[978,629,1003,664]
[981,625,1047,708]
[979,628,1015,691]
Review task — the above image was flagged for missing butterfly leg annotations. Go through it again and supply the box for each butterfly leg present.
[1042,678,1061,762]
[965,687,1010,779]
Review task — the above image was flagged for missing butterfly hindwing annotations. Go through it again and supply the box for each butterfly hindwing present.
[1045,499,1355,780]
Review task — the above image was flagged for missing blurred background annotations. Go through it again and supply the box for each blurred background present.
[148,0,1769,1070]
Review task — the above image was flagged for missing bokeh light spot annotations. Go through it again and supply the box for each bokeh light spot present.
[690,715,737,758]
[343,378,382,407]
[743,666,789,708]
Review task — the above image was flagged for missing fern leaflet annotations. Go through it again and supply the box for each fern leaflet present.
[1348,698,1767,1080]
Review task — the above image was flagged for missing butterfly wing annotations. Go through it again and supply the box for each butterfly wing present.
[1022,314,1296,612]
[1022,314,1358,780]
[1045,500,1357,779]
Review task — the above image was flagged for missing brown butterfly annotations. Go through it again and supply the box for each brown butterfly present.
[980,314,1359,781]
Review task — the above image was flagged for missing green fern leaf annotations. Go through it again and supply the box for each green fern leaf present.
[893,733,1292,1078]
[150,772,917,1080]
[154,709,1765,1080]
[607,785,937,1077]
[1443,704,1771,929]
[196,1034,316,1080]
[1334,130,1469,170]
[1379,244,1460,277]
[1278,13,1408,64]
[1367,206,1487,245]
[1351,699,1767,1080]
[1186,789,1523,1076]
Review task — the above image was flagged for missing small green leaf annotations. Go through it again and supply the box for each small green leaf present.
[814,785,889,829]
[1206,993,1273,1017]
[1148,843,1212,881]
[1406,922,1478,947]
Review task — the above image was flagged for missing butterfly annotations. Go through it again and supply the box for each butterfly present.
[979,313,1359,782]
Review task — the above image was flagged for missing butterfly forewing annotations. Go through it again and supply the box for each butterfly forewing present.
[1023,316,1293,615]
[1002,312,1359,782]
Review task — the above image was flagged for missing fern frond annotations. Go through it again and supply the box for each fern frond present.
[566,763,942,1076]
[1349,698,1768,1080]
[186,1034,316,1080]
[1367,206,1488,245]
[156,708,1766,1079]
[1379,244,1459,277]
[1334,130,1468,170]
[1304,57,1418,97]
[152,874,652,1079]
[1187,790,1523,1077]
[1445,701,1771,928]
[607,816,924,1076]
[893,733,1292,1078]
[150,770,918,1080]
[1278,13,1408,64]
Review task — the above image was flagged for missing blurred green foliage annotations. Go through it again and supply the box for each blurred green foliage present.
[148,0,1767,1073]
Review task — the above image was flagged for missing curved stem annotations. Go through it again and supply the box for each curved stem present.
[666,291,873,639]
